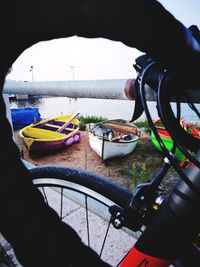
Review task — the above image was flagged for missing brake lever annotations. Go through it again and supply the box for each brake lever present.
[129,77,144,122]
[109,181,162,231]
[109,161,170,232]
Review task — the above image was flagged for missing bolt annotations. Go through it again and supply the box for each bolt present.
[114,218,122,228]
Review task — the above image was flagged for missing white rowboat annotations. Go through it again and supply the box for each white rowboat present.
[88,119,140,160]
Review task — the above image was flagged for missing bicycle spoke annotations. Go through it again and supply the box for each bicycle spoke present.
[41,187,49,205]
[99,218,111,258]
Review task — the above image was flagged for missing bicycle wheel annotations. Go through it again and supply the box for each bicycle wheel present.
[30,165,138,267]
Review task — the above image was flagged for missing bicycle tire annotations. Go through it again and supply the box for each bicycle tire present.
[30,165,138,267]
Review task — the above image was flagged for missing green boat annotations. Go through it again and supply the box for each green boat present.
[151,131,186,163]
[151,118,200,165]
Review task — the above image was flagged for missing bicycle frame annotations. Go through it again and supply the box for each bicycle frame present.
[119,248,171,267]
[116,155,199,267]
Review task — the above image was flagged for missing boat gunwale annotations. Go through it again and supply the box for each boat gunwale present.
[19,115,80,142]
[88,131,140,144]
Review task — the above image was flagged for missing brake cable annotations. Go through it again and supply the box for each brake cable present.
[186,94,200,119]
[110,60,200,232]
[157,70,200,169]
[138,62,200,197]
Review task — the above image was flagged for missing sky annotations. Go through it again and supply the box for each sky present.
[7,0,200,82]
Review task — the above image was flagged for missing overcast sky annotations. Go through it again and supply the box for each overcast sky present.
[7,0,200,82]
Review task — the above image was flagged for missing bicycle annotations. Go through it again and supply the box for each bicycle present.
[5,48,197,267]
[1,54,200,267]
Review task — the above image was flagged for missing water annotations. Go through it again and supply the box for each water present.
[10,96,200,122]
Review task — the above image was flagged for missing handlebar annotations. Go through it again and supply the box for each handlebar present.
[128,53,200,104]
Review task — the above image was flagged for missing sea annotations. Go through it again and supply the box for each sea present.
[10,96,200,123]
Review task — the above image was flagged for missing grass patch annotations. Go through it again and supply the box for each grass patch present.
[134,120,151,133]
[123,162,150,189]
[78,115,107,131]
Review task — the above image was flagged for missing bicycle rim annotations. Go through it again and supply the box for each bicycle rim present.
[30,166,138,267]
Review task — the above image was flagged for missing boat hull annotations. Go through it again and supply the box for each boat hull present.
[89,132,139,160]
[88,119,139,160]
[151,118,200,164]
[151,131,185,163]
[22,133,81,152]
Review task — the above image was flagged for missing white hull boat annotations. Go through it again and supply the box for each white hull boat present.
[88,119,140,160]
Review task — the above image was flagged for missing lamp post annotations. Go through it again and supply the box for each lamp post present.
[71,66,75,80]
[29,65,34,82]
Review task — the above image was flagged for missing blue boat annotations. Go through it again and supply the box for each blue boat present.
[11,107,42,130]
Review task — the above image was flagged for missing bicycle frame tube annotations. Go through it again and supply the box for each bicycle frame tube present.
[119,151,200,267]
[119,247,171,267]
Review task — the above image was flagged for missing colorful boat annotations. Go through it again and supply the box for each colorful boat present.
[151,118,200,164]
[88,119,140,160]
[19,113,81,153]
[11,107,42,130]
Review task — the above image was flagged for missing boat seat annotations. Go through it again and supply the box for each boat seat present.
[23,127,65,139]
[44,123,74,131]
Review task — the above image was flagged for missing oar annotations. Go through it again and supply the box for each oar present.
[101,122,138,135]
[56,112,80,133]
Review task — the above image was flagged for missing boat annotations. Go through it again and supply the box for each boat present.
[88,119,140,160]
[11,107,42,130]
[19,112,81,153]
[151,118,200,164]
[8,93,16,100]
